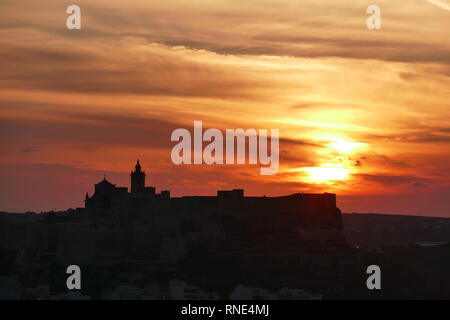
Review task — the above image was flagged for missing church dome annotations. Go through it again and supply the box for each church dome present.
[95,176,115,187]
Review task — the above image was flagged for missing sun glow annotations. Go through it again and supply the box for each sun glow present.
[301,165,350,183]
[328,138,366,154]
[290,164,351,184]
[287,135,367,184]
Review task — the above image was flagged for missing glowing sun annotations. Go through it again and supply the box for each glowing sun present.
[301,165,350,183]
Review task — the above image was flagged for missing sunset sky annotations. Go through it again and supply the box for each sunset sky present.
[1,0,450,216]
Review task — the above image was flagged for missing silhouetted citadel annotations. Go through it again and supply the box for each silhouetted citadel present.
[1,160,450,299]
[84,160,342,230]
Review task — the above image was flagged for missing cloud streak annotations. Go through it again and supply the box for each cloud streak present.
[428,0,450,11]
[0,0,450,216]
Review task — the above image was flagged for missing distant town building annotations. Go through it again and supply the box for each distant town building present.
[229,285,321,300]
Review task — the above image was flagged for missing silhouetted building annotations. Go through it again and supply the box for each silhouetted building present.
[84,160,169,218]
[84,160,342,229]
[131,160,154,194]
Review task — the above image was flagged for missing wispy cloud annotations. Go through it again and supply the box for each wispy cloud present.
[428,0,450,11]
[0,0,450,215]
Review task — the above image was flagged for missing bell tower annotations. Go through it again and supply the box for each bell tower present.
[131,159,146,193]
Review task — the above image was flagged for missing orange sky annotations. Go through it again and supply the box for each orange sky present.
[1,0,450,216]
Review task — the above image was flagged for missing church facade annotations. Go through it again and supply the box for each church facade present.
[84,160,170,218]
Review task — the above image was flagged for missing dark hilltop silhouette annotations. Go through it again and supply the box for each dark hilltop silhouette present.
[84,159,343,230]
[1,160,450,299]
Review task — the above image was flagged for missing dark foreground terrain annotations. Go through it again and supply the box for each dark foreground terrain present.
[1,211,449,299]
